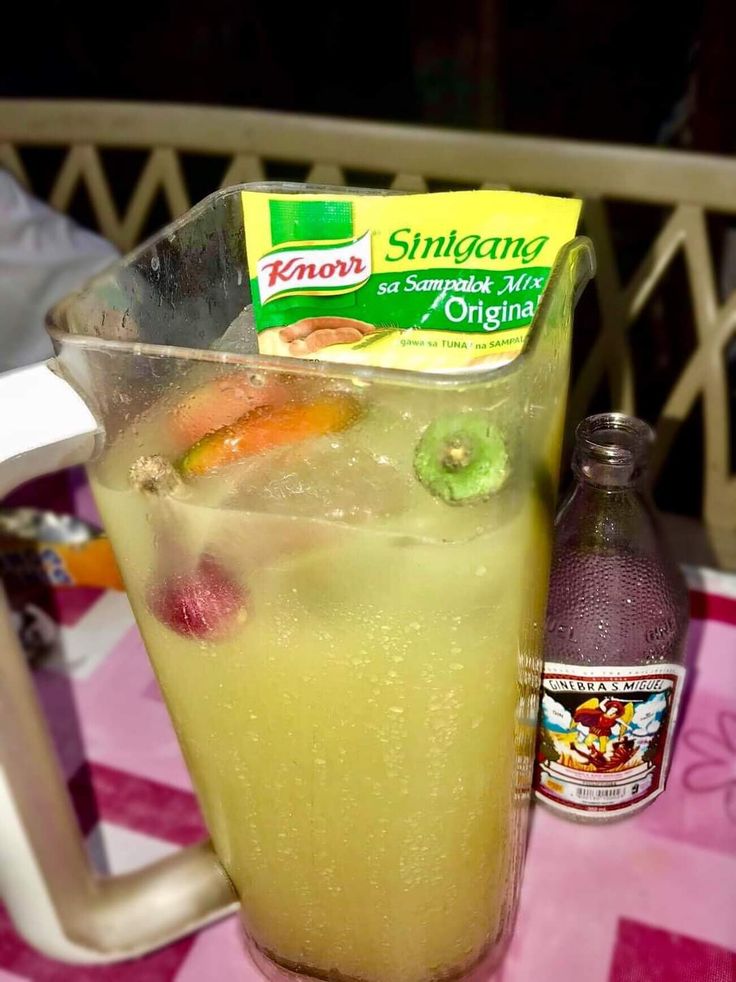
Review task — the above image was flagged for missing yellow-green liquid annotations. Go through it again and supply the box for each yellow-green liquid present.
[91,399,552,982]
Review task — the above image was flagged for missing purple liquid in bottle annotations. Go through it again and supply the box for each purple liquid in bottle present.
[535,414,689,822]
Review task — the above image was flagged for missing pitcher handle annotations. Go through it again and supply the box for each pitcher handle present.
[0,362,237,963]
[0,361,99,498]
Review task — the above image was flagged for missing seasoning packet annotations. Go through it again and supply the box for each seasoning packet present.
[0,509,123,591]
[0,508,124,662]
[242,188,581,371]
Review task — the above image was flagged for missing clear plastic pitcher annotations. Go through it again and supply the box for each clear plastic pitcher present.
[0,185,593,981]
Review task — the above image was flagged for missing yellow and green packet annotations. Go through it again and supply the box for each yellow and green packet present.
[242,188,581,371]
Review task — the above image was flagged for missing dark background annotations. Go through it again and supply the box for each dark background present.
[1,1,731,155]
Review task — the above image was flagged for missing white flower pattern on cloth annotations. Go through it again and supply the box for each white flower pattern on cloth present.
[683,712,736,823]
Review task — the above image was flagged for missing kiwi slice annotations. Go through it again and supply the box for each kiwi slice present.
[414,413,510,504]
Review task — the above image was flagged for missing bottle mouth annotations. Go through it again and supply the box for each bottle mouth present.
[574,412,654,487]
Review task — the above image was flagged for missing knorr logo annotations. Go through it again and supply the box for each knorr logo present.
[257,232,372,304]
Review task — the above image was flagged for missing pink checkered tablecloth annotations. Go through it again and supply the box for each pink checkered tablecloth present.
[1,471,735,982]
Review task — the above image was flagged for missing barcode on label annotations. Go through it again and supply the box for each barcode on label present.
[575,786,626,800]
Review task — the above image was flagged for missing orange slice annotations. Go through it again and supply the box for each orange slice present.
[178,394,360,478]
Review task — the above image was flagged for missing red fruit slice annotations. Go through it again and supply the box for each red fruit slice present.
[169,373,289,447]
[148,555,246,640]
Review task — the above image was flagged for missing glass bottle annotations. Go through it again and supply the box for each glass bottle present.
[534,412,689,822]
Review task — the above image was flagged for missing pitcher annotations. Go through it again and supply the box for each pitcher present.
[0,184,594,981]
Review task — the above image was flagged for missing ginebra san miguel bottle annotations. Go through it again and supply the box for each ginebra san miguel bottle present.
[534,413,689,821]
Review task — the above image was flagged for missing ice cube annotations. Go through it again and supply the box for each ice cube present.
[218,438,412,525]
[212,307,259,355]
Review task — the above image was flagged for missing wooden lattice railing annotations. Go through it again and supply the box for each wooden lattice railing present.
[1,100,734,557]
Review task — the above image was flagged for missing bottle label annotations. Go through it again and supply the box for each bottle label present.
[534,663,684,817]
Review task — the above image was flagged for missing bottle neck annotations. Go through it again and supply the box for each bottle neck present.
[557,478,650,546]
[557,414,658,555]
[572,413,653,491]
